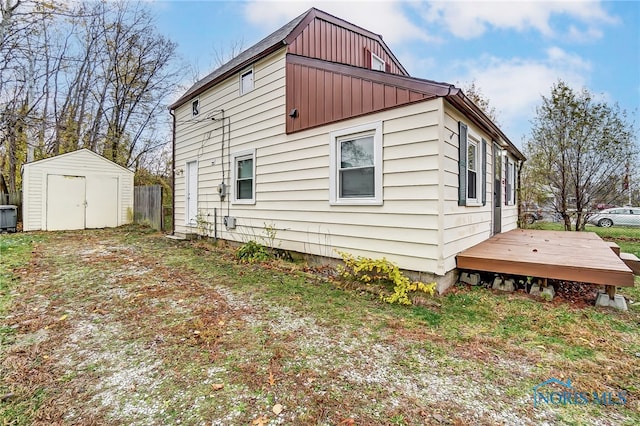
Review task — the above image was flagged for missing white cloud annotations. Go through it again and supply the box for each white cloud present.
[243,0,436,45]
[566,25,604,43]
[420,0,618,40]
[450,47,593,141]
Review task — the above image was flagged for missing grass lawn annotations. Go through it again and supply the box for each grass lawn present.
[1,226,639,425]
[529,221,640,257]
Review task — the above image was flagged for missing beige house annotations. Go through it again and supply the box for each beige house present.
[169,8,524,291]
[22,149,134,231]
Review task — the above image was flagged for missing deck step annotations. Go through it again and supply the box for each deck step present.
[606,241,621,256]
[620,252,640,275]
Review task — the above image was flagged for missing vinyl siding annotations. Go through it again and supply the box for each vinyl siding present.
[174,48,519,276]
[174,51,444,273]
[441,104,495,272]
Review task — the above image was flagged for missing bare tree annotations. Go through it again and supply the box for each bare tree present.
[526,81,637,231]
[0,0,183,192]
[461,80,500,125]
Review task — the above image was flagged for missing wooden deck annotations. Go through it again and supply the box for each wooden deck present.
[456,229,635,287]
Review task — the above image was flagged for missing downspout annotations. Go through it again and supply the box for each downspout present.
[227,116,231,218]
[170,108,176,235]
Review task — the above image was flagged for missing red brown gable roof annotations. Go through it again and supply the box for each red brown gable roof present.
[169,7,407,110]
[170,7,525,161]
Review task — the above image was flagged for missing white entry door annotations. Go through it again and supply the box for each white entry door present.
[47,175,86,230]
[185,161,198,224]
[86,176,119,228]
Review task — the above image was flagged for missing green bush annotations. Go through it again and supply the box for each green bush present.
[336,251,436,305]
[236,240,271,263]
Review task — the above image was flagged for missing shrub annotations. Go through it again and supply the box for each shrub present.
[336,251,436,305]
[236,240,271,263]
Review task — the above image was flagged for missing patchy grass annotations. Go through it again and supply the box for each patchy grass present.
[530,220,640,240]
[0,227,639,425]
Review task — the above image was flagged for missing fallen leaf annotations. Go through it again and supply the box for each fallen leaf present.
[58,314,68,321]
[252,415,269,425]
[218,320,225,325]
[339,418,355,425]
[211,383,224,391]
[193,330,201,335]
[0,393,14,402]
[432,413,446,423]
[272,403,283,415]
[269,371,276,386]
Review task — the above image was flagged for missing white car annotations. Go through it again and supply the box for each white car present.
[588,207,640,227]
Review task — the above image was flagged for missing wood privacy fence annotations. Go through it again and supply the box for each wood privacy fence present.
[0,191,22,222]
[134,185,163,230]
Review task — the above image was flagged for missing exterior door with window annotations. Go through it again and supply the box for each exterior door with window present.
[185,161,198,225]
[493,144,502,234]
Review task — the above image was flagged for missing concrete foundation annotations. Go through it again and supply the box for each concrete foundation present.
[303,251,459,295]
[530,283,556,301]
[492,277,515,292]
[541,285,556,301]
[460,272,481,286]
[595,292,628,311]
[169,232,197,240]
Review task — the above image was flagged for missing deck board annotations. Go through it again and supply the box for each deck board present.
[456,229,634,287]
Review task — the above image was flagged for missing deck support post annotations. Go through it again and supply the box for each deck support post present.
[605,285,616,300]
[596,285,627,311]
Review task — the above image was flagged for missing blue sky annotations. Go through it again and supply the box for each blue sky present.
[154,0,640,148]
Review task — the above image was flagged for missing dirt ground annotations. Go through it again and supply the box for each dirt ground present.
[1,228,638,425]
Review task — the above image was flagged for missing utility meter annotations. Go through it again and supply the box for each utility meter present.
[217,182,227,199]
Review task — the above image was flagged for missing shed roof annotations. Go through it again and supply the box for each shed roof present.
[22,149,134,174]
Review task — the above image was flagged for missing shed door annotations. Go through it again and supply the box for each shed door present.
[86,176,119,228]
[186,161,198,224]
[47,175,86,231]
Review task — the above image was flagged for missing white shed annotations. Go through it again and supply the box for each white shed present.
[22,149,134,231]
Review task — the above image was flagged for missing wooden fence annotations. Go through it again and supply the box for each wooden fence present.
[0,191,22,222]
[134,185,163,230]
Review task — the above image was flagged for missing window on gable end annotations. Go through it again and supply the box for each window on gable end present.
[192,98,199,117]
[240,68,254,95]
[371,52,385,71]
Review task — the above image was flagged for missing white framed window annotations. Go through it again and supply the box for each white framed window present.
[330,122,383,205]
[467,140,478,202]
[506,158,515,205]
[240,68,254,95]
[371,52,385,71]
[231,149,256,204]
[458,121,485,207]
[191,98,199,117]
